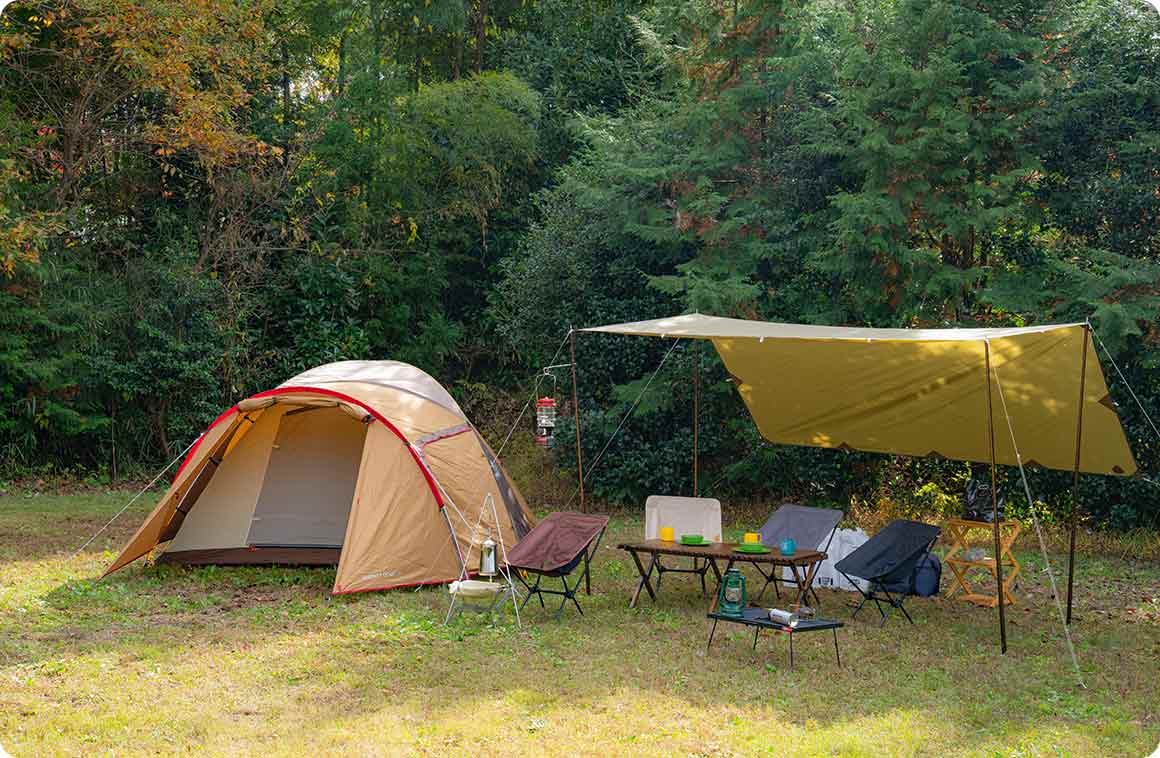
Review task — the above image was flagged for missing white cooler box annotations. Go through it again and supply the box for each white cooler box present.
[783,527,869,593]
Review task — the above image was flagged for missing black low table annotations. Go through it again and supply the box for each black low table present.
[706,607,843,669]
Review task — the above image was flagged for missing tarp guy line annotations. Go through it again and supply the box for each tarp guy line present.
[1090,326,1160,543]
[990,346,1084,686]
[564,336,683,509]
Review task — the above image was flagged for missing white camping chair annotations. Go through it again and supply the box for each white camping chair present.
[644,495,723,596]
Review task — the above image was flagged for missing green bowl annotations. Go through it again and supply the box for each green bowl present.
[735,544,771,554]
[680,534,708,545]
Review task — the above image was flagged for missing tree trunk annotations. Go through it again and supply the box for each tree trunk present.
[413,26,422,92]
[371,0,384,143]
[281,40,292,164]
[110,399,118,483]
[152,400,171,459]
[452,30,464,80]
[337,29,348,97]
[474,0,488,74]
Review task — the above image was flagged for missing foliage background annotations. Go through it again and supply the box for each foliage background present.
[2,0,1158,528]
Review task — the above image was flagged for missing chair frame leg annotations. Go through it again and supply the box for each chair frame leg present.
[517,572,545,612]
[878,586,913,625]
[843,571,872,620]
[515,569,587,620]
[843,576,915,627]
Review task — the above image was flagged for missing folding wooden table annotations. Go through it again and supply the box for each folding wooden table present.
[617,540,826,611]
[944,518,1021,607]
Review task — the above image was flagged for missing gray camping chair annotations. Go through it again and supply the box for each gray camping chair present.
[756,504,843,603]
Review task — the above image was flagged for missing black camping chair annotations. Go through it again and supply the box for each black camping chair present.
[504,512,610,620]
[835,519,941,626]
[755,504,843,603]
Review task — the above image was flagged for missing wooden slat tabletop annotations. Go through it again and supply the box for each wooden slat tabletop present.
[618,540,825,565]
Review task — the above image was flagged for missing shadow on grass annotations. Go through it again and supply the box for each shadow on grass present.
[9,551,1155,748]
[1,500,1156,756]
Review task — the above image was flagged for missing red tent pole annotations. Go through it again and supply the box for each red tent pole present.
[1067,325,1090,624]
[985,341,1008,654]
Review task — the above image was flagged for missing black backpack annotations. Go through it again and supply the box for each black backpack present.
[911,553,942,597]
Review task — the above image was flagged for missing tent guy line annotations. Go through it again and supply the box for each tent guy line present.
[70,436,200,560]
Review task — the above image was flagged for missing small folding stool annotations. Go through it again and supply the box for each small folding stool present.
[445,579,514,623]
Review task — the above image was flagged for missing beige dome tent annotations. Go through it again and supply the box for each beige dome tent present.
[103,361,534,594]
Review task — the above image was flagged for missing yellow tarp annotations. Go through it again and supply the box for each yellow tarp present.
[581,314,1136,476]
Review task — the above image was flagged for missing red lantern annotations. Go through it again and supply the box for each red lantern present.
[535,397,557,448]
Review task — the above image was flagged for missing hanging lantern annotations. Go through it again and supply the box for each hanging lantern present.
[535,396,557,449]
[718,567,747,618]
[480,537,497,578]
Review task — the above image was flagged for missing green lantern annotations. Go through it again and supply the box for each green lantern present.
[718,567,747,617]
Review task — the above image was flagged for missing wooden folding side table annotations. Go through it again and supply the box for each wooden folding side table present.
[944,518,1021,607]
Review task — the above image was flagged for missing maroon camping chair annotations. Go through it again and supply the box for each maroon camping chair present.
[504,512,609,619]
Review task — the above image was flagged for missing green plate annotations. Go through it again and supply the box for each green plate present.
[734,544,771,554]
[681,538,712,546]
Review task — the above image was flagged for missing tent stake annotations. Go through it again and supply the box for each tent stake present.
[569,329,586,513]
[984,341,1008,654]
[693,344,700,497]
[1067,325,1090,624]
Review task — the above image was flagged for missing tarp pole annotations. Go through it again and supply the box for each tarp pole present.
[1066,325,1090,624]
[693,344,700,497]
[984,341,1008,654]
[569,328,587,513]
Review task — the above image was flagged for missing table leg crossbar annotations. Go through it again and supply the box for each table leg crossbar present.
[654,557,712,596]
[753,564,823,606]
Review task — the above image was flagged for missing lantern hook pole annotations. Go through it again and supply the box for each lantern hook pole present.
[494,331,573,457]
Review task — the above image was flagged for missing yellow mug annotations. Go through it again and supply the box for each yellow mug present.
[659,526,675,542]
[743,532,761,544]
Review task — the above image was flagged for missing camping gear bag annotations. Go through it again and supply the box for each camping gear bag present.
[911,553,942,597]
[964,477,1006,522]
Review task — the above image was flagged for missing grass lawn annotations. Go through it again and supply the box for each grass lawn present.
[1,488,1158,757]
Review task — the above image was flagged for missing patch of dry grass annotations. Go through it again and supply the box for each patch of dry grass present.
[1,490,1158,757]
